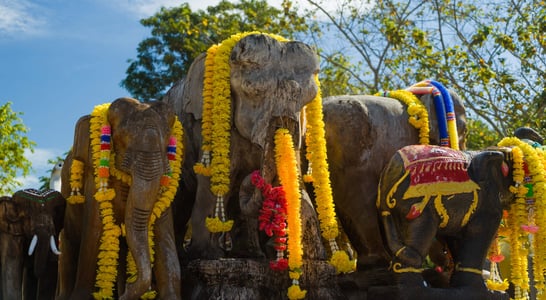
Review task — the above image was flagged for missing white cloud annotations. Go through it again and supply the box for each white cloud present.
[0,0,47,36]
[108,0,186,18]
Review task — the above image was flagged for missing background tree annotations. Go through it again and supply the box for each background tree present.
[0,102,35,195]
[121,0,309,101]
[303,0,545,149]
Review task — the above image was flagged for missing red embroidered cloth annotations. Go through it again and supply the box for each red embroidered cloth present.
[399,145,471,188]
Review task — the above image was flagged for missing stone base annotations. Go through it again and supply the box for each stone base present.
[182,258,345,299]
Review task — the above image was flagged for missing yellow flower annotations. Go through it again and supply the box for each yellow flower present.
[378,90,430,145]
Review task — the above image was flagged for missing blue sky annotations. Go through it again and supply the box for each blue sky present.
[2,0,330,191]
[0,0,227,190]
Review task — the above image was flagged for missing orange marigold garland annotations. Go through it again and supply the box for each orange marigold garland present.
[275,128,306,300]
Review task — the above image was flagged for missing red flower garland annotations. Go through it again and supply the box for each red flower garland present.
[251,170,289,271]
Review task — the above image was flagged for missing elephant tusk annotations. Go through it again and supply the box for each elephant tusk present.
[28,234,38,256]
[50,235,61,255]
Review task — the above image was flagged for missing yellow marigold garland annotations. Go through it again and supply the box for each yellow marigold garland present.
[275,128,306,300]
[198,31,288,232]
[89,103,120,299]
[83,103,183,299]
[68,159,85,204]
[304,74,355,273]
[498,137,546,297]
[378,90,430,145]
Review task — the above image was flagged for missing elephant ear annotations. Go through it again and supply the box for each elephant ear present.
[467,150,505,183]
[149,100,175,130]
[0,196,24,236]
[163,53,205,120]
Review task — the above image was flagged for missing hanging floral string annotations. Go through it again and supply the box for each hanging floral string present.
[194,44,218,177]
[68,159,85,204]
[486,231,509,291]
[304,74,355,273]
[498,137,546,297]
[78,103,183,299]
[200,31,288,233]
[378,90,430,145]
[89,103,121,299]
[251,170,289,271]
[275,128,306,300]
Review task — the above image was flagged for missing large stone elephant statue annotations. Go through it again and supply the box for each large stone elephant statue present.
[0,189,65,300]
[321,87,467,269]
[376,144,514,298]
[57,98,182,299]
[164,32,327,261]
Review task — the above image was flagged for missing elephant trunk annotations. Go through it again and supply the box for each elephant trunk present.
[29,213,60,278]
[121,150,166,299]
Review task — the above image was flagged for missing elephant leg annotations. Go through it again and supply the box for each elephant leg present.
[449,216,500,289]
[188,175,224,259]
[70,194,102,298]
[392,209,437,286]
[22,267,37,300]
[153,207,181,299]
[0,233,23,300]
[236,174,265,258]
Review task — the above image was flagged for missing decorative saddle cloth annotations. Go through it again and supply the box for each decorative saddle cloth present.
[392,145,480,226]
[399,145,479,199]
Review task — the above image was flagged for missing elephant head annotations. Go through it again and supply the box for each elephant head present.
[8,189,65,278]
[106,98,176,297]
[229,34,319,149]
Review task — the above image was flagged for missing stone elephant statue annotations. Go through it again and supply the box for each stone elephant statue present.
[57,98,182,299]
[322,85,467,269]
[164,32,329,261]
[0,189,65,300]
[376,144,514,298]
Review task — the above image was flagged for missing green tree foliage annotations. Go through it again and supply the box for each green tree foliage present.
[121,0,309,101]
[0,102,35,195]
[304,0,545,149]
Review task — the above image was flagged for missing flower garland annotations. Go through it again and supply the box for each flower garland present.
[378,90,430,145]
[81,103,183,299]
[198,31,287,233]
[89,103,121,299]
[498,137,546,297]
[275,128,306,300]
[305,74,355,273]
[68,159,85,204]
[251,170,289,271]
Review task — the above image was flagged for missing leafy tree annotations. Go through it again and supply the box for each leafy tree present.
[303,0,545,149]
[0,102,35,195]
[122,0,309,101]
